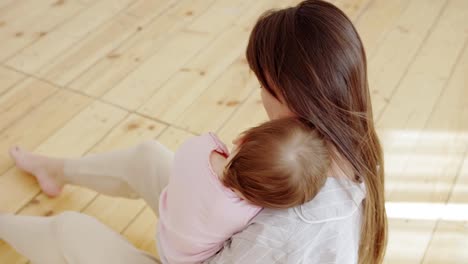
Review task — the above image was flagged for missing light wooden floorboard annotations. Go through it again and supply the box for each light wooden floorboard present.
[35,0,176,87]
[0,0,86,62]
[422,153,468,264]
[0,0,467,263]
[67,0,216,97]
[0,89,91,175]
[5,0,135,74]
[369,0,447,116]
[0,66,25,95]
[419,41,468,264]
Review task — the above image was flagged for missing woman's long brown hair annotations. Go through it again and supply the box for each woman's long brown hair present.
[246,0,387,263]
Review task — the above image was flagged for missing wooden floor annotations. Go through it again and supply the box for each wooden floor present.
[0,0,466,263]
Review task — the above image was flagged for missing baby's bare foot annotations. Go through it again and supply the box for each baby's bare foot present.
[9,146,64,197]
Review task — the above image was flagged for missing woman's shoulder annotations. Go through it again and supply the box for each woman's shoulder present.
[258,177,364,221]
[212,178,364,263]
[236,177,365,245]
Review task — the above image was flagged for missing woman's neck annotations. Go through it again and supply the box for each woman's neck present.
[326,144,356,181]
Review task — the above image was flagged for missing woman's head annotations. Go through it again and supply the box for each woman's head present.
[222,118,329,209]
[246,0,387,263]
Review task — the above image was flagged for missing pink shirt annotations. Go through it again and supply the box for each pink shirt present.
[158,133,262,264]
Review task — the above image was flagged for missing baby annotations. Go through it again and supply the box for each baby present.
[158,117,330,264]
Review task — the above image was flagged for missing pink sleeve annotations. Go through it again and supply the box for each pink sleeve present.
[208,132,230,155]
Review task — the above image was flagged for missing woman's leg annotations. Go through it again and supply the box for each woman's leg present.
[0,212,160,264]
[9,140,173,215]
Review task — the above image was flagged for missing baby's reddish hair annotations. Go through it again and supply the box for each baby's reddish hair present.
[222,118,330,209]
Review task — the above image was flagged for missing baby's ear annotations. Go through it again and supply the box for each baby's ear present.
[232,135,244,146]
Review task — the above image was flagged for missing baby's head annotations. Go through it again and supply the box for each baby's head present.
[222,118,330,209]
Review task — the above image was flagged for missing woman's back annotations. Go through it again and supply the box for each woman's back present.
[205,177,365,264]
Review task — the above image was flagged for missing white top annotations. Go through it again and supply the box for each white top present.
[203,177,366,264]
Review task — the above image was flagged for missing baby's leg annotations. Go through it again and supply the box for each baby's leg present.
[10,140,173,214]
[0,212,160,264]
[0,213,67,263]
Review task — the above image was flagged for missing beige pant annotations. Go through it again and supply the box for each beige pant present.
[0,140,173,264]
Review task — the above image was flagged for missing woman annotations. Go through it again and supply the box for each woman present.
[1,0,387,263]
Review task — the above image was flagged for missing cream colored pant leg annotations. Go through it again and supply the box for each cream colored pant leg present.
[1,140,173,263]
[64,140,173,215]
[0,212,160,264]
